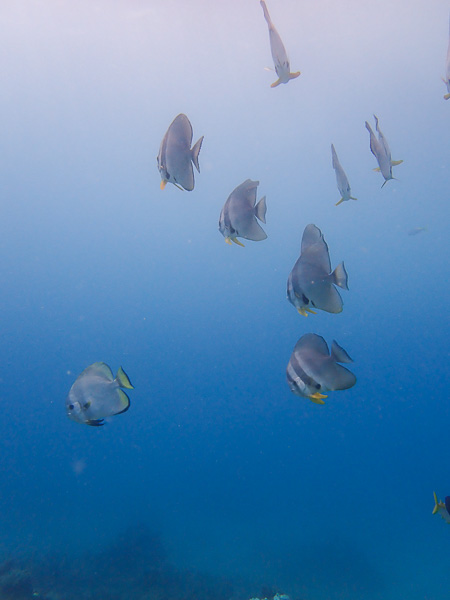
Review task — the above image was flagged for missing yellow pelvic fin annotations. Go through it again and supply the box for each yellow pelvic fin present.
[225,237,232,245]
[305,308,317,314]
[160,180,167,190]
[297,307,308,317]
[116,366,134,389]
[270,79,281,88]
[289,71,301,80]
[373,167,381,172]
[433,491,440,514]
[309,392,327,405]
[231,237,245,247]
[391,159,403,166]
[335,198,345,206]
[444,93,450,100]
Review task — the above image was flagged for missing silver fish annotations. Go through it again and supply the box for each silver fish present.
[408,226,427,236]
[219,179,267,246]
[286,333,356,405]
[66,362,134,426]
[443,14,450,99]
[287,224,348,316]
[432,492,450,524]
[260,0,300,88]
[331,144,357,206]
[365,115,403,187]
[157,113,203,191]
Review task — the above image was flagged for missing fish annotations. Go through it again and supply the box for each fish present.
[260,0,300,88]
[157,113,203,191]
[432,492,450,523]
[331,144,357,206]
[286,333,356,405]
[365,115,403,187]
[66,362,134,426]
[287,224,348,316]
[443,14,450,99]
[407,226,427,236]
[219,179,267,246]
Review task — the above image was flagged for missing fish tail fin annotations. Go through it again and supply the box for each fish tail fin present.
[270,79,282,88]
[330,340,353,364]
[391,159,403,166]
[330,261,349,291]
[444,92,450,100]
[255,195,267,223]
[335,198,345,206]
[116,366,134,389]
[433,491,440,515]
[191,136,204,173]
[289,71,301,80]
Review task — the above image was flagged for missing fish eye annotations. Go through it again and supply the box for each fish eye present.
[302,294,309,305]
[68,404,74,411]
[315,384,321,390]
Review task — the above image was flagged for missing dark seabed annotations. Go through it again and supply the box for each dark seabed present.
[0,1,449,599]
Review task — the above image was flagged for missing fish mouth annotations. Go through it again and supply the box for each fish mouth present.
[160,180,167,190]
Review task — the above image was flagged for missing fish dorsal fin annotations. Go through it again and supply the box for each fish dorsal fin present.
[255,195,267,223]
[301,225,332,273]
[294,333,330,359]
[331,144,339,169]
[191,136,204,173]
[331,340,353,364]
[301,224,323,252]
[240,179,259,207]
[82,362,114,381]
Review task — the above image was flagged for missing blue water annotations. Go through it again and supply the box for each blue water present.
[0,1,449,598]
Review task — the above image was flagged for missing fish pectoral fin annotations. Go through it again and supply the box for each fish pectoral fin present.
[160,180,167,190]
[372,167,381,172]
[391,159,403,166]
[304,308,317,314]
[297,308,308,317]
[231,238,245,247]
[335,198,345,206]
[270,78,281,88]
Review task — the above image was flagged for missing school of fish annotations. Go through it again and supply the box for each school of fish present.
[64,1,449,524]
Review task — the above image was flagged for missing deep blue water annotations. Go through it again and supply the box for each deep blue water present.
[0,1,449,599]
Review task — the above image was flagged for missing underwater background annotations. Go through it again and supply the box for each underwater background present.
[0,0,449,598]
